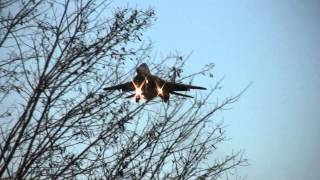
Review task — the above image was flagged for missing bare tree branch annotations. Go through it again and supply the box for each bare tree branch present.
[0,0,247,179]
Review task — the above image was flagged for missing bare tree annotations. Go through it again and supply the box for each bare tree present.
[0,0,247,179]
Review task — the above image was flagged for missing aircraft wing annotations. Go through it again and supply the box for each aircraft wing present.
[103,82,134,92]
[165,82,206,92]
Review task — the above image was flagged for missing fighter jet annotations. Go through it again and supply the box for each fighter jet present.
[103,63,206,103]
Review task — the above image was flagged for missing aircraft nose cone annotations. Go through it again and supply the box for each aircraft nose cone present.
[136,63,150,76]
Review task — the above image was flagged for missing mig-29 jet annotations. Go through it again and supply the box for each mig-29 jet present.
[103,63,206,103]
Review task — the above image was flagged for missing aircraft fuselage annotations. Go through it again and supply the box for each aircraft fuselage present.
[132,74,169,102]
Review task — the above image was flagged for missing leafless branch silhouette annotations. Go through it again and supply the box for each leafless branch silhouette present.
[0,0,247,179]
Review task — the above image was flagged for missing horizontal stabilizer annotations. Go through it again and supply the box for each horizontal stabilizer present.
[188,85,206,90]
[171,91,194,98]
[125,94,135,98]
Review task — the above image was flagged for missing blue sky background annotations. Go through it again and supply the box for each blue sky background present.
[116,0,320,179]
[2,0,319,179]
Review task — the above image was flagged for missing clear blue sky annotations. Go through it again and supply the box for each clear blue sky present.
[116,0,320,179]
[3,0,318,179]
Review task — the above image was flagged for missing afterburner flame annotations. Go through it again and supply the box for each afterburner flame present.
[132,80,145,99]
[156,83,165,96]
